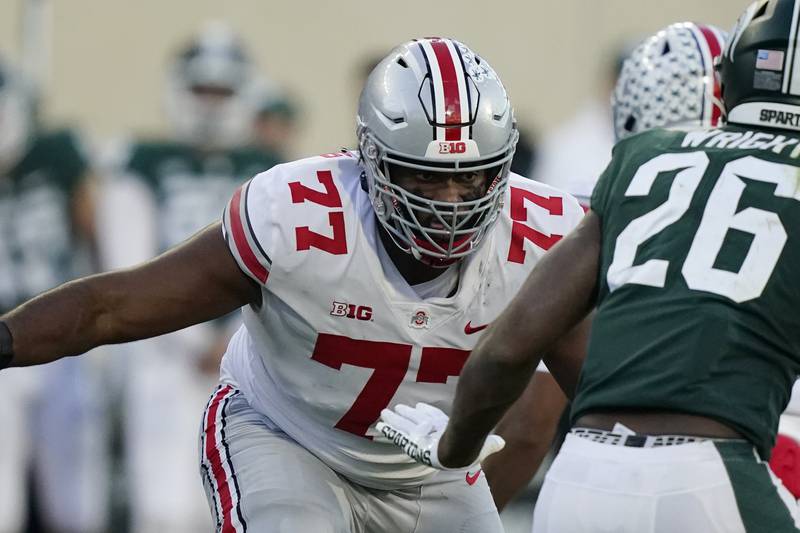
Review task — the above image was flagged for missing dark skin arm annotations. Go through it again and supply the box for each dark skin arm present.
[482,316,591,510]
[437,211,601,468]
[4,223,261,366]
[483,370,566,511]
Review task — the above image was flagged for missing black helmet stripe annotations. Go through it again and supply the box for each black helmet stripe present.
[414,39,438,141]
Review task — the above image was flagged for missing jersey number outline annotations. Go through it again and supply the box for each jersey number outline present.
[289,170,348,254]
[608,153,800,303]
[311,334,469,438]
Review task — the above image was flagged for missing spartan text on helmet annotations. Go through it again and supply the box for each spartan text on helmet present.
[760,109,800,127]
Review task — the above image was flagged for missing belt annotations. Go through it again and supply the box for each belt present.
[571,427,707,448]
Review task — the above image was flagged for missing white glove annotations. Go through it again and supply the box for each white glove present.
[377,402,505,470]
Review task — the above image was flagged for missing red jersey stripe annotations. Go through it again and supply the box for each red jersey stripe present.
[229,184,269,284]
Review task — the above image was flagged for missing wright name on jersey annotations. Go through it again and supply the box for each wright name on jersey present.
[574,125,800,459]
[220,150,584,489]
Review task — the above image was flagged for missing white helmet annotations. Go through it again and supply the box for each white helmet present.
[357,37,518,265]
[613,22,727,141]
[0,58,33,171]
[164,22,261,149]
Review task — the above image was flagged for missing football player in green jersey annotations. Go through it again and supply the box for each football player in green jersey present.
[0,58,109,533]
[381,2,800,531]
[475,20,731,514]
[98,22,281,533]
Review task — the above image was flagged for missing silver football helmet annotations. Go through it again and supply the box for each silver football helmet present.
[164,21,261,149]
[0,58,33,171]
[613,22,727,141]
[357,37,518,265]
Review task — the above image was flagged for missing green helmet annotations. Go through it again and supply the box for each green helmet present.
[719,0,800,131]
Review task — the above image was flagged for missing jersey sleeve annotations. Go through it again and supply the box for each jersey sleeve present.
[222,171,275,285]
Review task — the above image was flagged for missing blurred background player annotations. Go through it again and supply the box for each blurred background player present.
[0,57,108,533]
[98,21,282,533]
[252,81,300,161]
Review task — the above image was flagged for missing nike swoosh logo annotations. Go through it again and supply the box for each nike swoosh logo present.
[464,321,489,335]
[465,469,482,486]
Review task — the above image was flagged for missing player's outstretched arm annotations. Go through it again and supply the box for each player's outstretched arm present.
[1,222,261,368]
[438,211,601,468]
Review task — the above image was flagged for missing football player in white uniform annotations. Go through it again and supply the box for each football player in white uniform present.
[0,38,585,532]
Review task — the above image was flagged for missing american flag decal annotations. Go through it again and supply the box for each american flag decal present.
[757,49,785,71]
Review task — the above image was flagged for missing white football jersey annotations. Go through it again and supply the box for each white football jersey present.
[220,151,584,489]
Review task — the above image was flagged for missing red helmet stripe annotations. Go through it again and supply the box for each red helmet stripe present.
[697,24,724,126]
[686,22,723,126]
[427,38,467,141]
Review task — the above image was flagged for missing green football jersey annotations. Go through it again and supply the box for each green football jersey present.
[572,125,800,458]
[123,140,280,251]
[0,129,90,312]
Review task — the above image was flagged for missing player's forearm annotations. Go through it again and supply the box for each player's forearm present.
[438,337,540,467]
[3,273,123,366]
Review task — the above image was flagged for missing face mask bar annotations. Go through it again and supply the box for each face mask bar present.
[359,127,517,262]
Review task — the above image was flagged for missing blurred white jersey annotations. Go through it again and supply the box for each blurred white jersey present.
[533,99,615,208]
[220,151,584,489]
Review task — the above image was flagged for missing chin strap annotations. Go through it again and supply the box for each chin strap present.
[0,321,13,370]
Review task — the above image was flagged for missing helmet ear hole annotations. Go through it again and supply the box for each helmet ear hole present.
[624,115,637,133]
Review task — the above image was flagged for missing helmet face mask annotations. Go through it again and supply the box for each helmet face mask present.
[164,22,261,149]
[720,0,800,131]
[613,22,727,141]
[357,38,518,266]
